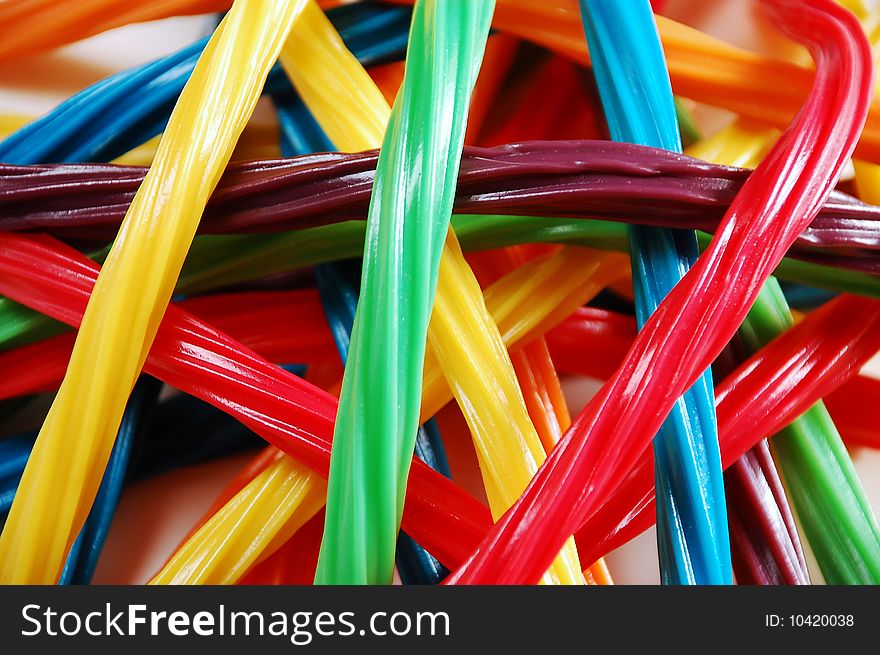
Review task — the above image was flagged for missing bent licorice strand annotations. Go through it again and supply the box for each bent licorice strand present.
[739,288,880,583]
[313,0,494,585]
[698,105,880,582]
[444,0,873,585]
[0,0,310,584]
[580,0,729,585]
[687,118,868,584]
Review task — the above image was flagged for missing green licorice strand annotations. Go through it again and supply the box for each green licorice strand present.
[4,217,880,353]
[314,0,494,585]
[674,98,702,149]
[739,278,880,584]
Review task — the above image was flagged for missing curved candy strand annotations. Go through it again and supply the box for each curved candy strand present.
[444,0,873,585]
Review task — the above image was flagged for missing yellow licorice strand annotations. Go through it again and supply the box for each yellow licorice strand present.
[0,0,308,584]
[428,232,584,584]
[854,159,880,204]
[420,247,629,418]
[279,0,389,150]
[0,113,29,139]
[685,120,777,170]
[150,458,326,585]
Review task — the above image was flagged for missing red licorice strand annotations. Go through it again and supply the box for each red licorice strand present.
[479,56,606,146]
[444,0,872,584]
[465,33,520,146]
[825,375,880,449]
[0,290,338,400]
[187,447,287,545]
[0,331,76,396]
[0,231,492,568]
[545,307,637,380]
[716,296,880,459]
[238,509,325,585]
[577,294,880,565]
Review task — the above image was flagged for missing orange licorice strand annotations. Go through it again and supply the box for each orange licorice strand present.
[465,33,521,144]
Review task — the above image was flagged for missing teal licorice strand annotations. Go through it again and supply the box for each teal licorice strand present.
[738,279,880,583]
[314,0,494,585]
[579,0,730,585]
[4,217,880,354]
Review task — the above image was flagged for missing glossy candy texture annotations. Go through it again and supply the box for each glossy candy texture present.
[150,0,401,587]
[686,116,872,584]
[8,0,880,163]
[315,0,494,585]
[0,231,496,570]
[3,241,879,577]
[444,0,873,585]
[574,293,880,568]
[738,288,880,583]
[579,0,729,585]
[274,72,450,585]
[313,260,450,585]
[0,0,311,584]
[7,143,880,269]
[684,121,811,587]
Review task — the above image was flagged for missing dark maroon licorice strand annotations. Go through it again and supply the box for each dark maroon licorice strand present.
[1,141,879,269]
[725,443,811,585]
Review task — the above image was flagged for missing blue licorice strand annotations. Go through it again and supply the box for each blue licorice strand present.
[331,2,413,67]
[59,376,163,585]
[276,77,451,585]
[579,0,730,585]
[778,281,837,310]
[0,434,33,480]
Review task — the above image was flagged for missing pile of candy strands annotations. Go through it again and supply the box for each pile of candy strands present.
[1,0,880,586]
